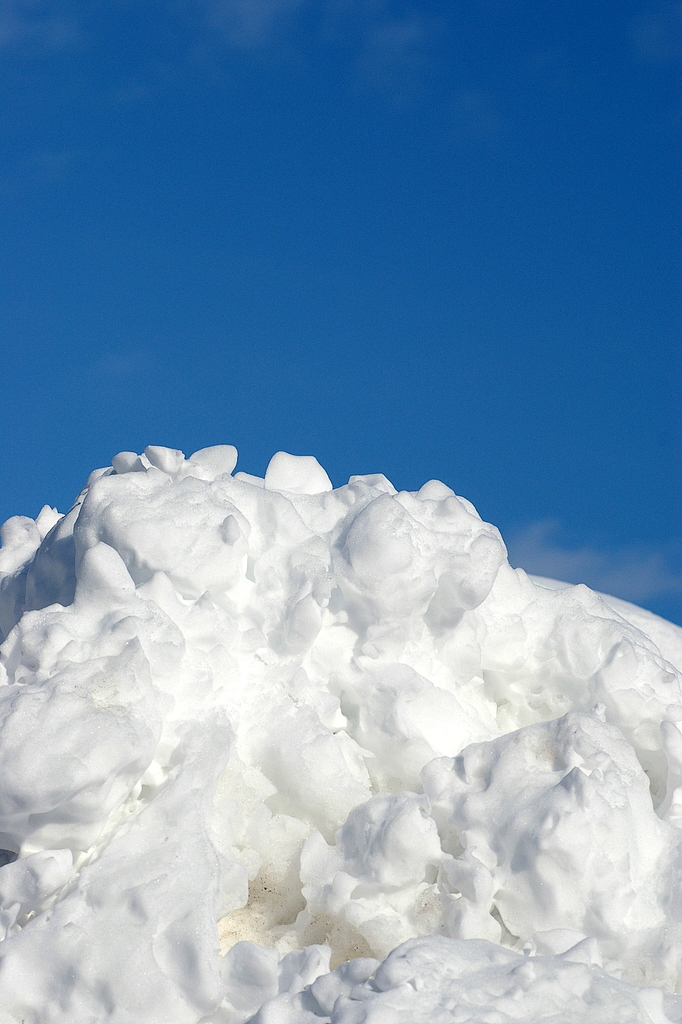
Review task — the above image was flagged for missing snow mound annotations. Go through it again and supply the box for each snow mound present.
[0,445,681,1023]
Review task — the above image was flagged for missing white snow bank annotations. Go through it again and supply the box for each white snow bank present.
[0,445,681,1023]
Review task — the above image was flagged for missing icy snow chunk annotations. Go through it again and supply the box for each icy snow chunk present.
[417,478,455,500]
[265,452,333,494]
[422,711,675,983]
[221,942,280,1018]
[299,792,445,962]
[233,471,265,487]
[0,720,239,1022]
[144,445,185,475]
[327,936,672,1023]
[111,450,139,474]
[74,469,250,597]
[347,473,396,495]
[339,663,494,792]
[248,699,371,840]
[189,444,239,478]
[0,640,161,852]
[0,517,41,576]
[112,450,153,474]
[309,956,380,1015]
[0,849,72,939]
[252,936,676,1023]
[23,503,80,614]
[337,488,506,628]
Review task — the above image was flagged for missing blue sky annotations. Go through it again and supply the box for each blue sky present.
[1,0,680,623]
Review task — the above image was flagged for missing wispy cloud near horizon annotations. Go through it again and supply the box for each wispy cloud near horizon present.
[506,519,682,607]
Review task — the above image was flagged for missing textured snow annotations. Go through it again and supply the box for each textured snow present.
[0,445,681,1023]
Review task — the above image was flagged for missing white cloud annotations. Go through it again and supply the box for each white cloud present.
[200,0,306,49]
[506,519,682,605]
[632,2,682,63]
[184,0,441,99]
[351,12,435,100]
[0,0,81,54]
[0,0,445,103]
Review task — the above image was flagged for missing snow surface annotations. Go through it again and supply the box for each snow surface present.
[1,446,682,1023]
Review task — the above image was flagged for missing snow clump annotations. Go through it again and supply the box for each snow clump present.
[0,445,681,1023]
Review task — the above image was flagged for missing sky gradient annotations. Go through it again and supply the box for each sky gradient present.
[1,0,680,623]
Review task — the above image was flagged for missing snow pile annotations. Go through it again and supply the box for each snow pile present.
[0,445,681,1023]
